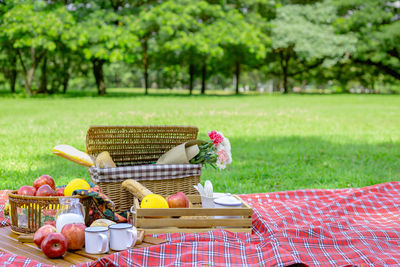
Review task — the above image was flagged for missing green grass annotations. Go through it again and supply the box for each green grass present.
[1,90,399,194]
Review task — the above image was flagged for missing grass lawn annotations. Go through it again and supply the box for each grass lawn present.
[1,90,399,194]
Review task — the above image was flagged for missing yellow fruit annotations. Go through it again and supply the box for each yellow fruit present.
[4,202,10,216]
[64,178,90,196]
[140,194,169,209]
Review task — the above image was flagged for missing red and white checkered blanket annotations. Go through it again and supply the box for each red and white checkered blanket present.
[2,182,400,266]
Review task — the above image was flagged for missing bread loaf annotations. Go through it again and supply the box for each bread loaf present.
[95,151,116,168]
[90,219,116,228]
[122,179,153,200]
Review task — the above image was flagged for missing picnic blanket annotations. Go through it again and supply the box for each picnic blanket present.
[1,181,400,266]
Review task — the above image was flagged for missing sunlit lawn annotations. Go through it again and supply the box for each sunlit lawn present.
[1,89,399,194]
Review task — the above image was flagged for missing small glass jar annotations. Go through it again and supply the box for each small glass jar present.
[56,197,85,232]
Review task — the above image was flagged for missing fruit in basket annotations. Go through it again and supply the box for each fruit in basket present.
[34,225,57,248]
[61,223,86,250]
[56,188,65,196]
[64,178,90,196]
[36,184,57,196]
[4,202,10,216]
[33,175,56,190]
[140,194,169,209]
[41,232,68,258]
[17,185,36,196]
[167,192,189,208]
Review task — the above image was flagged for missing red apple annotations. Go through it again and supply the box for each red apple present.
[56,188,64,196]
[33,175,55,190]
[41,232,68,258]
[17,185,36,196]
[33,225,57,248]
[61,223,86,251]
[36,184,57,197]
[167,192,189,208]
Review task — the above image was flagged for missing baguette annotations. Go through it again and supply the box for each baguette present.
[122,179,153,200]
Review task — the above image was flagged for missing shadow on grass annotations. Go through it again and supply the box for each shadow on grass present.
[203,136,400,194]
[2,136,400,193]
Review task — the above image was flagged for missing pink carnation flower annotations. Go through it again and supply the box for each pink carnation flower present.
[217,149,228,163]
[208,131,224,146]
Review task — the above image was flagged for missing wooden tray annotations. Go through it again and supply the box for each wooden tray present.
[133,195,253,234]
[0,227,167,266]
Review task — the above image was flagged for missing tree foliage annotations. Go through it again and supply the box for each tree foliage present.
[269,2,356,92]
[334,0,400,81]
[0,0,398,95]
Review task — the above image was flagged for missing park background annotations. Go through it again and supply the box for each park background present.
[0,0,399,193]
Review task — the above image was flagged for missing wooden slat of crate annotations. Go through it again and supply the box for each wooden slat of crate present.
[136,207,252,217]
[137,218,252,228]
[134,195,253,234]
[143,227,252,234]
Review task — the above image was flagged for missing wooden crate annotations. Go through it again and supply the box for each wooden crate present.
[133,195,253,234]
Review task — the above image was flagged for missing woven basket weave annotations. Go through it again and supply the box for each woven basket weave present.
[8,191,92,234]
[86,125,201,212]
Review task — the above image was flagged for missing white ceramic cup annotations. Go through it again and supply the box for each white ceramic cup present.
[85,226,109,254]
[109,223,137,251]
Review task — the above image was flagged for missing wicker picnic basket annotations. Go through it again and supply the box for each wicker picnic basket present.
[86,125,202,212]
[8,191,92,234]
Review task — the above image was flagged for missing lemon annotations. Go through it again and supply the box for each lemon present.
[64,178,90,196]
[140,194,169,209]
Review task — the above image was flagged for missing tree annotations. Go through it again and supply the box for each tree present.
[1,2,75,95]
[0,0,18,93]
[156,0,226,94]
[333,0,400,82]
[76,7,137,95]
[123,1,163,95]
[216,8,268,94]
[268,2,356,93]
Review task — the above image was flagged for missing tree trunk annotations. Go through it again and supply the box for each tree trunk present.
[235,59,240,94]
[201,63,206,94]
[279,47,292,94]
[115,73,121,88]
[25,68,35,96]
[189,64,194,95]
[9,68,17,94]
[62,74,70,94]
[92,59,106,95]
[283,66,288,94]
[144,65,149,95]
[142,39,149,95]
[17,48,44,96]
[62,54,70,94]
[38,55,48,94]
[6,51,18,94]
